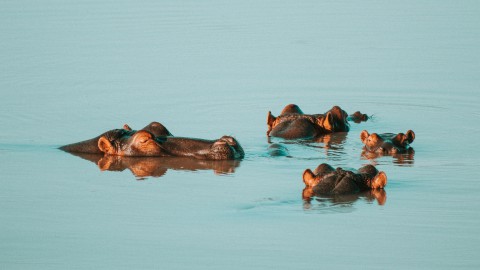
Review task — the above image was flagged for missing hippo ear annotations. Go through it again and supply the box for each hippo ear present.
[267,111,276,136]
[267,111,276,126]
[406,130,415,144]
[360,130,370,144]
[303,169,320,188]
[98,136,114,155]
[123,124,132,131]
[370,171,387,189]
[322,112,334,131]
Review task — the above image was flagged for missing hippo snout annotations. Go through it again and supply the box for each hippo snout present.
[210,136,244,160]
[219,136,237,146]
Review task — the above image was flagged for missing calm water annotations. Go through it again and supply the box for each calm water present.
[1,1,480,269]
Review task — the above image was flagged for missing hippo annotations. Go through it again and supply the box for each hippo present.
[349,111,369,123]
[360,130,415,154]
[302,163,387,196]
[69,152,240,178]
[60,122,244,160]
[267,143,290,157]
[266,104,368,139]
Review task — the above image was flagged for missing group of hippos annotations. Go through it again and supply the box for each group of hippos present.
[60,104,415,198]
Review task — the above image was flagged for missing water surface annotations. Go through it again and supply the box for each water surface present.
[1,1,480,269]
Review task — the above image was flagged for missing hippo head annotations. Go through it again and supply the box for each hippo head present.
[348,111,369,123]
[360,130,415,153]
[98,130,166,157]
[267,106,350,138]
[302,163,387,191]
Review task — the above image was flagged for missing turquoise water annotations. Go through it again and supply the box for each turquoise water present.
[1,1,480,269]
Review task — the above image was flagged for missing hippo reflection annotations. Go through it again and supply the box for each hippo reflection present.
[60,122,244,160]
[362,148,415,165]
[302,189,387,211]
[267,104,368,139]
[267,132,348,159]
[68,152,240,178]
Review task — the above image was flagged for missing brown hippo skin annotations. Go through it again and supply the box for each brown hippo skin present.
[360,130,415,154]
[266,104,368,139]
[302,163,387,196]
[60,122,244,160]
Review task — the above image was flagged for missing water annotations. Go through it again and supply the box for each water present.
[1,1,480,269]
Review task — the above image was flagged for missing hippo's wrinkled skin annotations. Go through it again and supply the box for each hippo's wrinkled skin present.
[302,163,387,196]
[60,122,244,160]
[267,104,368,139]
[360,130,415,154]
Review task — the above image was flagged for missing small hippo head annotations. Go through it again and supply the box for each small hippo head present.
[349,111,369,123]
[209,136,245,160]
[302,163,387,192]
[98,130,166,157]
[360,130,415,153]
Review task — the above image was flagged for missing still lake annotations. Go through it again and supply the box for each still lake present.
[1,1,480,269]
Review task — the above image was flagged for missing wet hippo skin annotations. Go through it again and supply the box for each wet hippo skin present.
[267,104,368,139]
[302,163,387,196]
[60,122,244,160]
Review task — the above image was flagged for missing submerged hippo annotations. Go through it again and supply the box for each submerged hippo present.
[60,122,244,160]
[302,163,387,196]
[267,104,368,139]
[360,130,415,154]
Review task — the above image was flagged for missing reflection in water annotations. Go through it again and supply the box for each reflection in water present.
[361,148,415,166]
[267,133,348,159]
[309,132,348,150]
[308,133,348,160]
[302,187,387,212]
[67,152,240,178]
